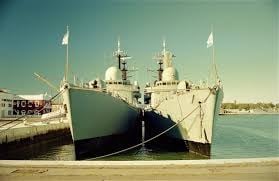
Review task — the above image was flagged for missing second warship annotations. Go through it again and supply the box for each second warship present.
[144,39,223,156]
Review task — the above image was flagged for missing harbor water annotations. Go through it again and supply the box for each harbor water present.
[0,114,278,160]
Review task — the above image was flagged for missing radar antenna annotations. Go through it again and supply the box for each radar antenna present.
[152,53,163,81]
[152,38,176,81]
[112,37,132,80]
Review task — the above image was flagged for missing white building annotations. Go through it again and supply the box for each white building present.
[0,89,14,118]
[0,89,51,119]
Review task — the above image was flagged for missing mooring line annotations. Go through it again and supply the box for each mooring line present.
[88,89,214,160]
[89,105,201,160]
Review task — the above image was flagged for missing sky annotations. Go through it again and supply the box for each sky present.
[0,0,278,103]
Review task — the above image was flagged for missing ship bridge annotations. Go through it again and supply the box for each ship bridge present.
[154,80,179,87]
[106,80,131,85]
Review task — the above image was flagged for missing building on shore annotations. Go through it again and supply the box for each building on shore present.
[0,89,51,119]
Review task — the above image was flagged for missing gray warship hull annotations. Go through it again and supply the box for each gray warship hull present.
[63,87,141,159]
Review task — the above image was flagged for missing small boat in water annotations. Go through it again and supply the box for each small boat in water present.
[62,38,141,159]
[144,39,223,156]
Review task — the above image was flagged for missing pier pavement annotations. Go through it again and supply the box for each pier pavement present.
[0,157,278,180]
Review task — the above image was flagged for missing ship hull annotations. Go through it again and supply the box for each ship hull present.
[144,87,223,157]
[63,87,141,159]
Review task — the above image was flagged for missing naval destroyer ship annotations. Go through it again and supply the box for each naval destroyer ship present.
[62,39,141,159]
[144,40,223,156]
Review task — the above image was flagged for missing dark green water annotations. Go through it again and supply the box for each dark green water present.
[1,114,278,160]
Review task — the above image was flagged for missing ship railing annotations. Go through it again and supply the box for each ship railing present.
[105,87,138,92]
[145,87,211,93]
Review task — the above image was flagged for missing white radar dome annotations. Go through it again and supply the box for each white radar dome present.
[162,67,179,81]
[105,67,122,81]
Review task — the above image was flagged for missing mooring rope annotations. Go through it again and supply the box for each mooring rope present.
[0,89,65,134]
[89,104,201,160]
[88,88,215,160]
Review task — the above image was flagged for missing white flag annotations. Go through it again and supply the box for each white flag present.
[62,30,69,45]
[207,32,213,48]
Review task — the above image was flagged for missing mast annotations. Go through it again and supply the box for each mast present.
[213,40,220,84]
[153,40,165,81]
[153,38,175,81]
[65,26,69,82]
[163,38,166,55]
[113,37,131,81]
[158,59,163,81]
[62,26,70,82]
[211,25,219,84]
[117,38,121,69]
[66,26,69,82]
[118,54,121,69]
[122,60,127,81]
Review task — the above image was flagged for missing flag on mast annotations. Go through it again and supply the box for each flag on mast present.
[62,29,69,45]
[207,32,213,48]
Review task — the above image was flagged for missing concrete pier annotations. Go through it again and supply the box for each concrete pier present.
[0,157,278,180]
[0,119,70,147]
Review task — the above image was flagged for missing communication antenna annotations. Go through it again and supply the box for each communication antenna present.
[162,37,166,55]
[112,37,132,80]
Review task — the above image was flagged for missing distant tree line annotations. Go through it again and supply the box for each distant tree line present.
[222,103,279,111]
